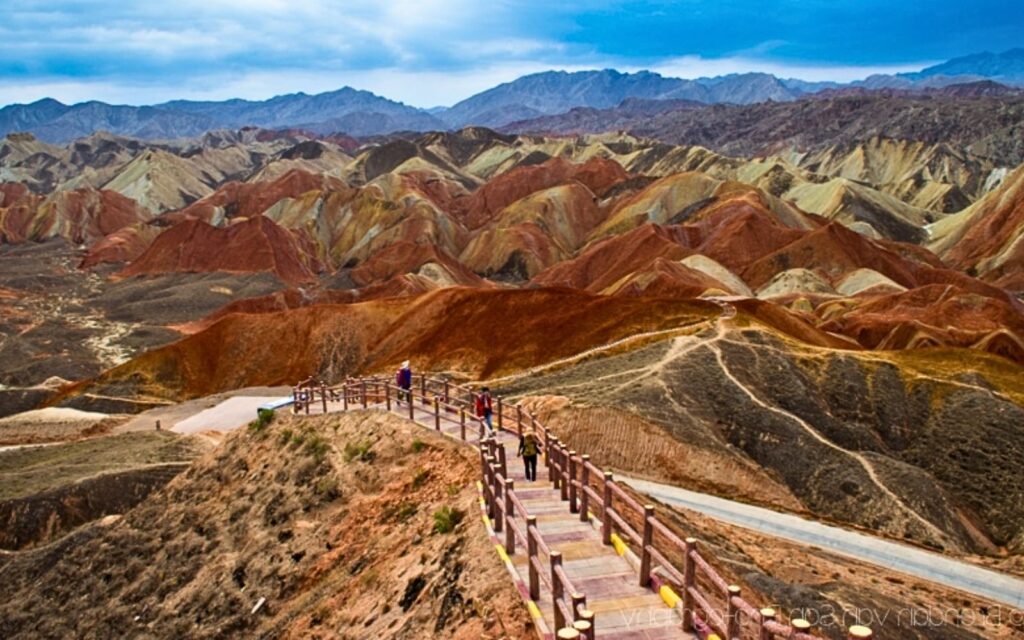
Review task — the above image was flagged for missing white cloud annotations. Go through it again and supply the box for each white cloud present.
[648,55,934,82]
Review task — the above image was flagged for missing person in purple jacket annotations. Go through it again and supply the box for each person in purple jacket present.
[396,360,412,404]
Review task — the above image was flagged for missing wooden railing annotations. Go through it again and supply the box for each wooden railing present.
[291,374,874,640]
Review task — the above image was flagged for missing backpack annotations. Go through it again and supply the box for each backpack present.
[522,435,538,457]
[396,370,402,386]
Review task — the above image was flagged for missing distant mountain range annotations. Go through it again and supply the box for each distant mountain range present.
[2,49,1023,143]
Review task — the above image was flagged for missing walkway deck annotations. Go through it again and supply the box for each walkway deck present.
[302,397,689,639]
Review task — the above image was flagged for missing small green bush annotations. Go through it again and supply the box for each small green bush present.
[411,468,430,489]
[278,428,294,446]
[247,408,274,435]
[383,501,417,523]
[343,439,374,463]
[314,476,340,500]
[304,432,329,462]
[432,506,464,534]
[410,438,426,453]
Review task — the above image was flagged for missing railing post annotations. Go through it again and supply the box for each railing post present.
[460,409,467,440]
[848,625,873,640]
[601,472,613,545]
[492,459,503,535]
[504,478,516,554]
[550,551,565,629]
[639,505,655,586]
[579,455,590,522]
[434,397,441,431]
[496,396,504,431]
[526,516,540,599]
[568,452,579,513]
[556,629,579,640]
[420,375,426,403]
[303,389,310,414]
[727,585,741,639]
[384,381,391,411]
[408,388,415,420]
[547,436,557,482]
[682,537,697,632]
[497,443,508,481]
[360,381,367,408]
[578,610,595,640]
[444,378,450,404]
[516,405,523,436]
[320,383,328,413]
[792,619,812,638]
[559,444,569,502]
[759,608,776,640]
[342,383,348,411]
[571,593,586,621]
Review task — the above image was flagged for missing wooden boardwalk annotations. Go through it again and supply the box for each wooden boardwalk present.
[305,396,689,639]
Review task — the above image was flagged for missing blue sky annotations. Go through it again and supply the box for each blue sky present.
[1,0,1021,107]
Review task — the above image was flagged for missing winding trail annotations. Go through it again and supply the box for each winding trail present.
[705,341,952,546]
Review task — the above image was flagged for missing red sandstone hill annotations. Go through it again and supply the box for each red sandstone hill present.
[450,156,628,229]
[172,169,350,224]
[63,286,870,403]
[117,216,321,285]
[69,288,721,398]
[931,164,1024,292]
[0,184,149,245]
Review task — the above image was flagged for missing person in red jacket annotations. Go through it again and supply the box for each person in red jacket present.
[475,387,495,436]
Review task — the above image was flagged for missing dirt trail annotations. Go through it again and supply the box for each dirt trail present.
[705,340,953,546]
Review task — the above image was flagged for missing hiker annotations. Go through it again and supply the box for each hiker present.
[518,429,542,481]
[475,387,495,436]
[396,360,412,404]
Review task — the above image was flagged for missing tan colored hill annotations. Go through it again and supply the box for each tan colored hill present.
[930,163,1024,291]
[0,411,533,639]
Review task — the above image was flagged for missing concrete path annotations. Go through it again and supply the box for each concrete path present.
[622,476,1024,609]
[171,396,286,434]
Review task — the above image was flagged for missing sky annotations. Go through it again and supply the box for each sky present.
[1,0,1021,108]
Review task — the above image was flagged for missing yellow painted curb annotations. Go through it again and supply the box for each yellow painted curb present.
[527,601,543,619]
[708,635,722,640]
[610,533,628,556]
[482,515,492,527]
[476,481,483,490]
[495,543,510,564]
[659,584,681,608]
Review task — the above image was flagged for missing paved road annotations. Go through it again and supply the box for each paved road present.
[171,396,286,434]
[621,476,1024,609]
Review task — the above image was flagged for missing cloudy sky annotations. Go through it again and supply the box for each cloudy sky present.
[1,0,1021,107]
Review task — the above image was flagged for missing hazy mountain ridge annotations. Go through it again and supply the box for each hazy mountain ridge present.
[3,49,1023,142]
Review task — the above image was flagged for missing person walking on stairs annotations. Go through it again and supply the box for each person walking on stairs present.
[518,429,542,481]
[396,360,412,405]
[476,387,495,437]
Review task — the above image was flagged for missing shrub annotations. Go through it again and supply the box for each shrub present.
[410,438,426,453]
[383,501,417,523]
[343,439,374,463]
[247,408,274,435]
[412,468,430,489]
[278,428,294,446]
[314,476,340,500]
[304,432,329,462]
[432,506,464,534]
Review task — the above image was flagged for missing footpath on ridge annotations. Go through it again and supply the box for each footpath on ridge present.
[297,385,690,640]
[286,375,874,640]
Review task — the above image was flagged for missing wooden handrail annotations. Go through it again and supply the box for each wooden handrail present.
[297,373,874,639]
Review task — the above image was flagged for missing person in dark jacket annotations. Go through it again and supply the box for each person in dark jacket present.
[518,429,542,481]
[396,360,412,404]
[475,387,495,436]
